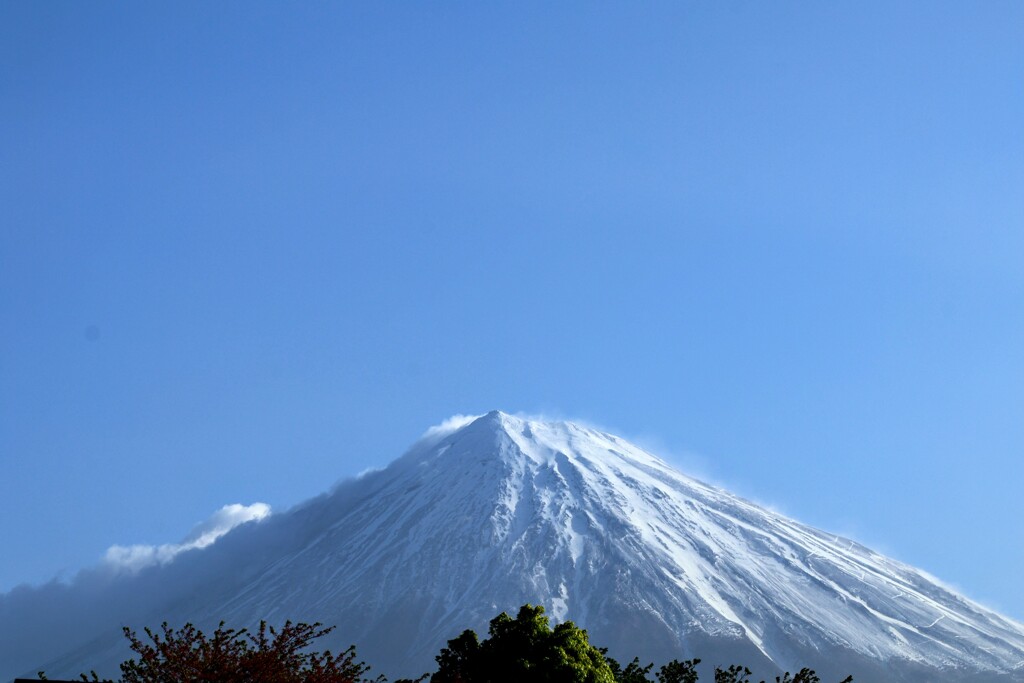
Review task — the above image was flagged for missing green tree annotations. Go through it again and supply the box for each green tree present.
[431,629,480,683]
[430,604,615,683]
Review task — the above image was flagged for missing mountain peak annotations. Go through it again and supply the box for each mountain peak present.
[475,408,515,429]
[445,411,608,466]
[390,413,1024,679]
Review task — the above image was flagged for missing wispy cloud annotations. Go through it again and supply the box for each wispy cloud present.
[103,503,271,574]
[420,414,482,441]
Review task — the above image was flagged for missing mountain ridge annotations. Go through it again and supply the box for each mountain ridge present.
[4,411,1023,683]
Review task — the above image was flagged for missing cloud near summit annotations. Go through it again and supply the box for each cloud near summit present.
[103,502,271,574]
[420,414,483,441]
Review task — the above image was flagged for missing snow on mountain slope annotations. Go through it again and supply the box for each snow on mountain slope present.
[196,411,1024,681]
[6,411,1024,683]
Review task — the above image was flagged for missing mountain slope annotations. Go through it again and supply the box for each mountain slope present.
[5,411,1024,683]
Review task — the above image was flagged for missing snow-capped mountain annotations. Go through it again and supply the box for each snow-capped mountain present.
[4,411,1024,683]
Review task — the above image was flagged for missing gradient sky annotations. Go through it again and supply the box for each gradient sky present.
[2,2,1022,621]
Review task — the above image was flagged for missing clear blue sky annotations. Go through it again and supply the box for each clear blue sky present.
[2,2,1022,620]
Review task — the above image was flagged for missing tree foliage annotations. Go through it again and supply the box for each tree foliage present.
[427,605,850,683]
[430,604,614,683]
[605,656,653,683]
[45,620,379,683]
[41,603,853,683]
[713,664,753,683]
[770,670,852,683]
[655,658,701,683]
[601,655,852,683]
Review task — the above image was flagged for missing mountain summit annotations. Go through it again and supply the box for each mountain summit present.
[4,412,1024,683]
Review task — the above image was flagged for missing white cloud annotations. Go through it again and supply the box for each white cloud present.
[356,465,385,478]
[420,414,482,441]
[103,502,271,574]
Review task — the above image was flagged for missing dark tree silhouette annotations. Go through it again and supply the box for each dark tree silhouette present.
[656,658,701,683]
[714,664,752,683]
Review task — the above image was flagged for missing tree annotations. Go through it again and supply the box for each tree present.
[713,665,752,683]
[770,670,852,683]
[603,654,701,683]
[430,604,615,683]
[427,605,851,683]
[604,656,653,683]
[45,620,379,683]
[430,629,480,683]
[42,605,853,683]
[655,659,700,683]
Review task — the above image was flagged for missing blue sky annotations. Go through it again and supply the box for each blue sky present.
[2,2,1022,621]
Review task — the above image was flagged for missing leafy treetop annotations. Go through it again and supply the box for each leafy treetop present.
[431,604,615,683]
[41,620,379,683]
